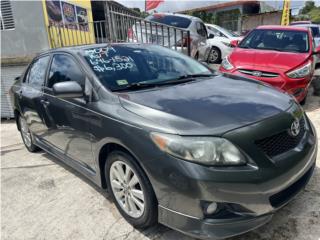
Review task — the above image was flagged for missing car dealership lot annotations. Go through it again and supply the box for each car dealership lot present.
[1,75,320,240]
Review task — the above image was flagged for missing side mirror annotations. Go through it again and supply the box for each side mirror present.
[230,40,239,47]
[314,46,320,54]
[52,81,83,98]
[208,33,215,39]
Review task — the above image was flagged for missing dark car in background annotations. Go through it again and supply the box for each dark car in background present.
[220,25,320,103]
[10,44,317,239]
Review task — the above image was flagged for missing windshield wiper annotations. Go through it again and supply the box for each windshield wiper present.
[113,82,158,91]
[113,73,215,92]
[176,73,215,80]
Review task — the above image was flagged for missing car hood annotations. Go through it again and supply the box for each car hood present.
[230,48,310,71]
[118,74,294,135]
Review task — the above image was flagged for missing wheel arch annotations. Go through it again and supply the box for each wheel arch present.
[97,140,147,189]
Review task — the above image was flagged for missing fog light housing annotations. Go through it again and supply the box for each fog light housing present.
[206,202,218,214]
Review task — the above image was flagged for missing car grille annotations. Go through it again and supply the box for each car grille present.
[238,69,279,78]
[255,117,306,158]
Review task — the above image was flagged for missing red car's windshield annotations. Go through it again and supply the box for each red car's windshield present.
[239,29,309,53]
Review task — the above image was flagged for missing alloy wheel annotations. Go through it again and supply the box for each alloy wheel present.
[109,160,145,218]
[208,48,219,63]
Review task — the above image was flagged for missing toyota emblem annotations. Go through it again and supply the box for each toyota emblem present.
[290,119,300,137]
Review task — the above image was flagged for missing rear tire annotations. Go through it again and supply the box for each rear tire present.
[18,115,40,152]
[105,150,157,228]
[207,47,221,64]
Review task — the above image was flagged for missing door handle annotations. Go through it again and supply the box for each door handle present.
[18,90,23,99]
[40,99,50,106]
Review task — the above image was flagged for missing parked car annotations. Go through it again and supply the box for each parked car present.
[130,13,209,60]
[202,23,242,63]
[205,23,241,39]
[290,21,313,26]
[220,25,320,103]
[289,23,320,64]
[290,23,320,46]
[10,44,317,240]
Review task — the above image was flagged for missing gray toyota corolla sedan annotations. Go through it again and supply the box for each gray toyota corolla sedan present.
[10,44,317,239]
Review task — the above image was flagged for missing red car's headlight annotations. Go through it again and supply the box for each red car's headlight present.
[286,61,312,79]
[221,56,234,70]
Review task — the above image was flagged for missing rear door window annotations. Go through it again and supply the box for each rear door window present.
[196,22,207,37]
[27,56,50,89]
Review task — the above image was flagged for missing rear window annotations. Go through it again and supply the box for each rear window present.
[146,14,191,28]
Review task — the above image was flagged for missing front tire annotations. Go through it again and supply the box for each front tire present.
[207,47,221,64]
[105,151,157,228]
[18,115,40,152]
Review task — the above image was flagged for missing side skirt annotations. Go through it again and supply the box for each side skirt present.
[34,136,103,188]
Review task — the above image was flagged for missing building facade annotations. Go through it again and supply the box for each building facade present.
[1,0,94,118]
[178,1,277,34]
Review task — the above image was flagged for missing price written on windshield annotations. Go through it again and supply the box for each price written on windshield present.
[85,47,134,72]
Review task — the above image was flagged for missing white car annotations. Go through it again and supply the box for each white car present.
[202,24,242,63]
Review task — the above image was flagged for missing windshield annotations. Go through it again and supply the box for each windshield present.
[82,45,211,91]
[239,29,309,53]
[146,14,191,28]
[222,28,240,37]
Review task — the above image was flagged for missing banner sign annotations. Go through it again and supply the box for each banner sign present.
[281,0,291,26]
[45,0,63,26]
[76,6,88,31]
[45,0,88,31]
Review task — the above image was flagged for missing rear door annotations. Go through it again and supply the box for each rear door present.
[19,55,51,137]
[42,53,96,171]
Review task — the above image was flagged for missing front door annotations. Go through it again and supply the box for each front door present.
[42,53,96,172]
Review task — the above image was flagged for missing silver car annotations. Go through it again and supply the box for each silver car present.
[130,13,209,61]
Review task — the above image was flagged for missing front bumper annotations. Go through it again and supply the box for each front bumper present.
[159,206,273,239]
[158,161,315,239]
[138,113,317,239]
[219,67,312,102]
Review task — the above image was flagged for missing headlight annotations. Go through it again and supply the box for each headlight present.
[222,41,232,48]
[151,132,246,166]
[221,56,234,70]
[286,61,312,79]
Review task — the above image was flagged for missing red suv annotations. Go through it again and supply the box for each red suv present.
[220,25,320,103]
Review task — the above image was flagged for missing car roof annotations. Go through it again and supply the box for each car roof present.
[38,43,157,56]
[292,24,320,28]
[205,23,219,28]
[256,25,309,32]
[149,12,201,22]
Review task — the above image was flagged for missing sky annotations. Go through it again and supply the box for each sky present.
[117,0,320,14]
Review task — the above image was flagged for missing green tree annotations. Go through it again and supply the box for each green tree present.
[309,8,320,23]
[188,11,216,24]
[296,1,320,23]
[300,1,315,14]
